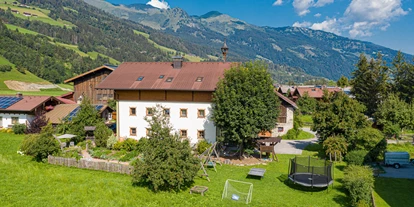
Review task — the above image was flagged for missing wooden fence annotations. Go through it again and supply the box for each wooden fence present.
[48,155,133,175]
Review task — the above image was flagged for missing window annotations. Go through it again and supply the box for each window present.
[163,108,170,116]
[137,76,144,81]
[146,128,151,137]
[159,75,165,79]
[180,129,188,138]
[97,94,102,100]
[11,117,19,125]
[130,127,137,136]
[146,107,154,116]
[130,107,136,116]
[180,109,187,118]
[278,127,284,132]
[278,105,287,123]
[197,109,205,118]
[197,130,205,139]
[195,77,204,82]
[0,116,2,128]
[166,77,173,82]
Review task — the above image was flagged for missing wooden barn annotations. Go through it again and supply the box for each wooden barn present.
[64,65,116,104]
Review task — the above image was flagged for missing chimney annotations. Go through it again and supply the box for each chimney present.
[172,56,183,69]
[16,92,23,98]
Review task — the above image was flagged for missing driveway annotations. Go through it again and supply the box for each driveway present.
[380,164,414,179]
[274,128,318,155]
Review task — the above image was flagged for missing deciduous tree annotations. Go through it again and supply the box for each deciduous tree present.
[212,61,280,157]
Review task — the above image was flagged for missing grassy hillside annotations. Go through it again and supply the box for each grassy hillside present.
[5,24,39,35]
[0,1,75,28]
[133,30,214,62]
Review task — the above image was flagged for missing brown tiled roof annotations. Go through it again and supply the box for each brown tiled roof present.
[55,97,76,104]
[45,104,79,124]
[0,96,53,112]
[96,62,235,91]
[64,65,115,83]
[296,87,342,98]
[275,91,298,109]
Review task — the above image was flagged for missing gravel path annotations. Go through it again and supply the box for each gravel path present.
[274,128,318,155]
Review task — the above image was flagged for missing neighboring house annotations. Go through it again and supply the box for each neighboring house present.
[64,65,116,104]
[258,91,298,137]
[0,94,62,128]
[290,86,342,102]
[277,85,296,97]
[23,12,31,17]
[45,104,113,126]
[11,10,19,14]
[96,57,234,144]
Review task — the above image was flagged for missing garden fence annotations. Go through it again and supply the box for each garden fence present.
[48,155,133,175]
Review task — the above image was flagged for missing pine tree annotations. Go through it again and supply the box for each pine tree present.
[351,53,389,116]
[392,51,414,103]
[336,75,349,88]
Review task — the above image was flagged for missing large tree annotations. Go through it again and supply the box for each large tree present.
[374,93,412,138]
[212,61,280,156]
[312,91,369,142]
[391,51,414,103]
[351,53,389,116]
[296,92,317,115]
[336,75,349,88]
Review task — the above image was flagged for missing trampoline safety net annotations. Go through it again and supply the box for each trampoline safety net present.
[288,156,333,188]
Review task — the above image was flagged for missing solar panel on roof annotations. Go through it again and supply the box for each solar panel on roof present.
[65,105,104,121]
[0,97,23,109]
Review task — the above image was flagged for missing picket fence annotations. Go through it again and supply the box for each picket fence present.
[48,155,133,175]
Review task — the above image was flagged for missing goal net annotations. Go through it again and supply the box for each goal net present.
[222,179,253,204]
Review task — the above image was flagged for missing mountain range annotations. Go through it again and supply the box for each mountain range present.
[84,0,413,80]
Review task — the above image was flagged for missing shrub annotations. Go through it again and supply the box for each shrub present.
[25,113,47,134]
[343,165,374,206]
[20,124,59,162]
[119,150,140,162]
[12,124,26,134]
[106,134,118,149]
[345,150,370,166]
[351,127,386,161]
[283,128,298,140]
[323,136,348,161]
[132,105,199,191]
[196,140,211,154]
[94,122,113,148]
[113,138,139,151]
[0,65,12,72]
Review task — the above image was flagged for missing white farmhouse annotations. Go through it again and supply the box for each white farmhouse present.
[96,58,297,144]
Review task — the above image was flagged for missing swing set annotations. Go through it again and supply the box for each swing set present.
[198,142,222,181]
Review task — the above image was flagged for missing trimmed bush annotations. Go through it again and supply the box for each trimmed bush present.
[345,150,370,166]
[351,127,386,161]
[106,134,118,149]
[113,138,139,151]
[20,124,59,162]
[12,124,26,134]
[196,140,211,154]
[94,122,113,148]
[343,165,374,206]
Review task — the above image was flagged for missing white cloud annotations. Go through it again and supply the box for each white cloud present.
[310,18,341,35]
[293,21,312,27]
[273,0,284,6]
[146,0,170,10]
[344,0,408,37]
[314,0,334,7]
[293,0,314,16]
[291,0,334,16]
[314,13,321,17]
[292,0,409,38]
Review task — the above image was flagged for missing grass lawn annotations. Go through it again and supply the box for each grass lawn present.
[5,24,40,35]
[133,30,204,62]
[0,132,351,206]
[0,89,69,96]
[0,68,49,90]
[374,177,414,207]
[300,115,313,127]
[282,129,315,140]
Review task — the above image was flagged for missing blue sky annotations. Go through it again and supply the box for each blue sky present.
[108,0,414,55]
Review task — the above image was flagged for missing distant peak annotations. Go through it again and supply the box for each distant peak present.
[200,11,223,19]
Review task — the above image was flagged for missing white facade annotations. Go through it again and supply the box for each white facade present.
[118,100,216,144]
[272,106,295,137]
[0,113,34,128]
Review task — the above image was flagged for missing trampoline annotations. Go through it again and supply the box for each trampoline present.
[288,156,333,188]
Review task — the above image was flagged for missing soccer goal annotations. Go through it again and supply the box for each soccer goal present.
[222,179,253,204]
